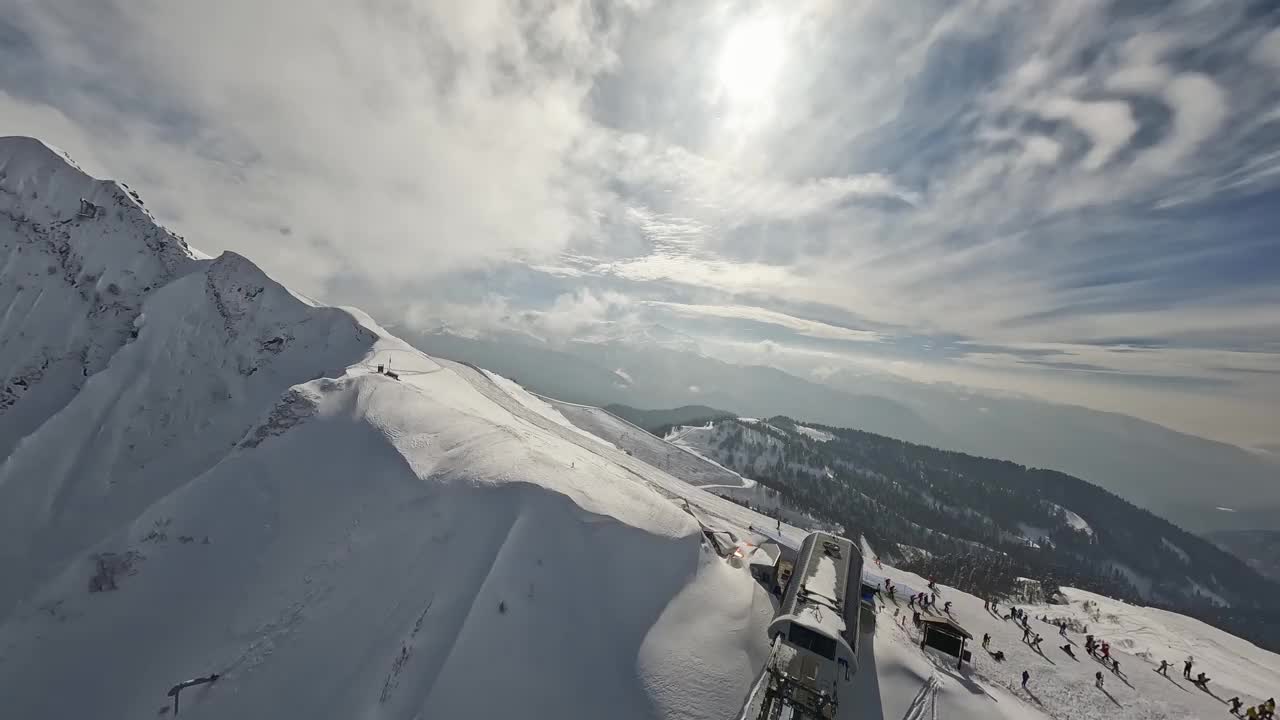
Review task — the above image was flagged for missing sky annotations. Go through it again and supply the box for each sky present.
[2,0,1278,450]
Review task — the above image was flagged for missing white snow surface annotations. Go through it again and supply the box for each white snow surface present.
[863,565,1280,720]
[794,424,835,442]
[1161,537,1191,564]
[548,401,754,489]
[1054,504,1094,536]
[2,136,1277,720]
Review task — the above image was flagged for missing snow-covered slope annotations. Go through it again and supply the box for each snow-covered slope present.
[861,563,1280,720]
[548,399,753,488]
[0,137,199,461]
[0,137,778,719]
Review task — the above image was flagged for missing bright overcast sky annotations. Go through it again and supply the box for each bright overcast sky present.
[3,0,1278,448]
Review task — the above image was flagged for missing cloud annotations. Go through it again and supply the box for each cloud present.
[3,0,1278,448]
[1253,27,1280,69]
[1038,97,1138,171]
[642,301,882,343]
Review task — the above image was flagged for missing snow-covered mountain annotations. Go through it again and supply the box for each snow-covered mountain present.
[0,136,778,718]
[3,136,1277,720]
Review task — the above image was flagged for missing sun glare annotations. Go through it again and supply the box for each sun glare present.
[718,16,786,105]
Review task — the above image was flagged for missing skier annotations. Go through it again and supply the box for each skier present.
[1061,644,1075,659]
[1229,697,1243,715]
[1112,658,1121,676]
[1157,659,1170,675]
[982,633,991,648]
[1096,671,1105,689]
[1021,670,1030,689]
[1023,626,1032,642]
[984,599,990,611]
[991,650,1006,662]
[1194,672,1211,688]
[944,601,952,614]
[1059,621,1068,637]
[908,594,916,609]
[1184,657,1194,679]
[1247,706,1260,720]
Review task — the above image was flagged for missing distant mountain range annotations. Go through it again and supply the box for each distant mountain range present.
[603,404,734,431]
[410,330,1280,534]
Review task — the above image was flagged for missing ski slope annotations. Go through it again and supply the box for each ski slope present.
[546,399,754,489]
[858,562,1280,720]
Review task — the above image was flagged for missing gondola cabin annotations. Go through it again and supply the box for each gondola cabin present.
[763,531,863,716]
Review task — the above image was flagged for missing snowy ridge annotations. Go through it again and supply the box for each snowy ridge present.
[0,137,200,461]
[0,137,776,719]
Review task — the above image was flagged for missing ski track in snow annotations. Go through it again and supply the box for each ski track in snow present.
[902,675,940,720]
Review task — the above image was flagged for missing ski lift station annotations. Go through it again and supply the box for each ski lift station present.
[739,531,864,720]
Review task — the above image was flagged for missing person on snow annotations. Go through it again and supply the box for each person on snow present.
[1021,670,1030,688]
[1085,635,1096,655]
[984,599,990,611]
[1059,621,1068,636]
[1264,698,1276,717]
[1184,657,1194,679]
[982,633,991,649]
[1061,644,1076,659]
[1229,697,1243,715]
[1247,706,1261,720]
[1157,659,1170,675]
[992,650,1006,662]
[1102,641,1111,661]
[944,600,952,614]
[1032,634,1044,651]
[1023,625,1032,642]
[908,594,916,609]
[1194,672,1211,688]
[1096,671,1105,689]
[1112,658,1121,676]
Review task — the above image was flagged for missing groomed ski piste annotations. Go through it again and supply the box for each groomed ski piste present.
[2,135,1278,719]
[544,398,756,489]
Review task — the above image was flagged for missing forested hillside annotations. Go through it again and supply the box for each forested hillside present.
[604,403,734,432]
[674,417,1280,651]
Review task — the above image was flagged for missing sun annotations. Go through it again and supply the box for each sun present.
[717,15,786,105]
